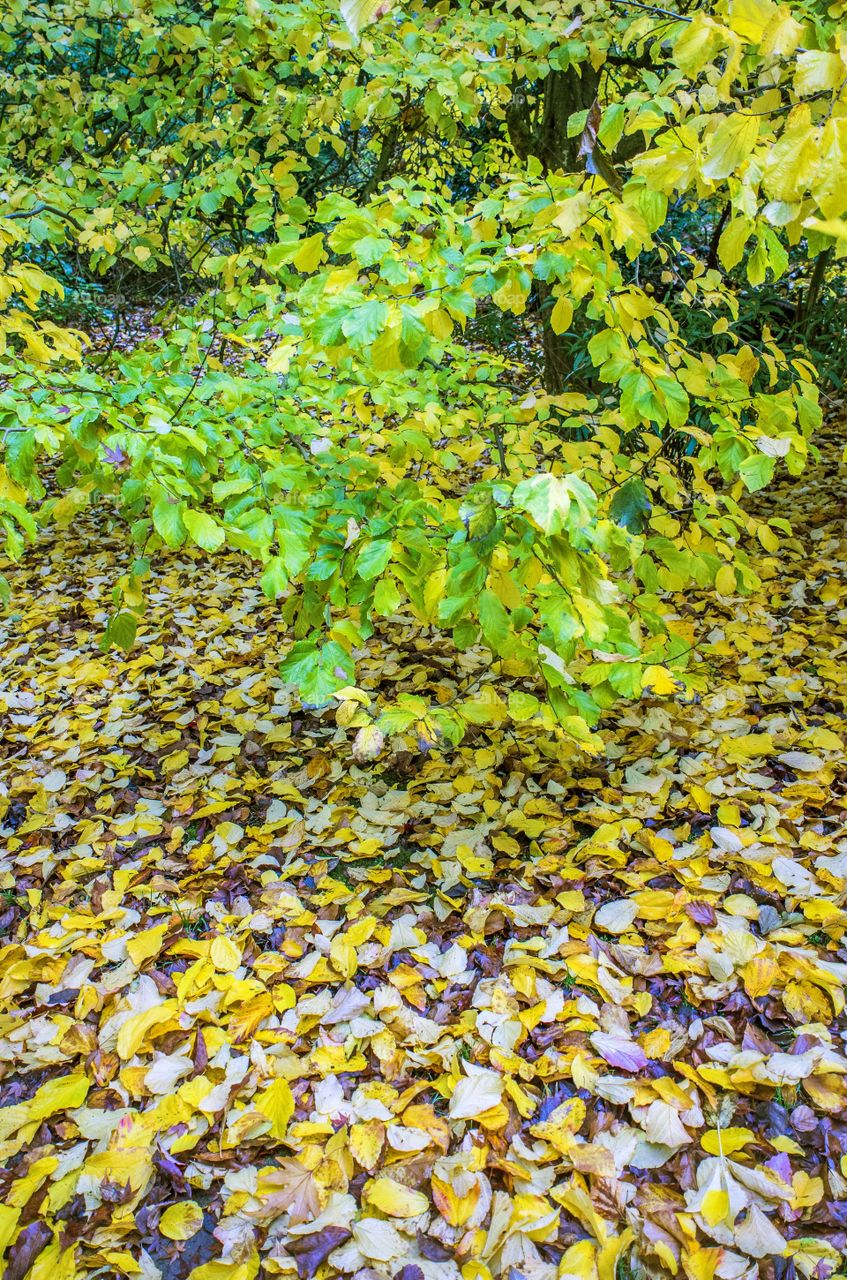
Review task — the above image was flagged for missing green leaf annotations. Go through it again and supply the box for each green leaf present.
[373,577,401,616]
[598,102,626,151]
[379,703,420,734]
[512,473,572,535]
[606,661,643,698]
[479,588,510,651]
[356,538,392,581]
[399,309,430,366]
[261,556,289,600]
[212,478,253,501]
[738,454,775,492]
[184,509,225,552]
[438,593,473,627]
[100,611,138,652]
[313,308,347,347]
[653,376,689,430]
[280,640,355,707]
[508,690,541,722]
[341,300,389,348]
[5,429,35,484]
[610,477,651,532]
[563,474,598,527]
[152,497,186,548]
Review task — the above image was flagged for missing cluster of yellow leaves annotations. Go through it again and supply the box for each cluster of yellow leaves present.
[0,421,847,1279]
[0,219,84,364]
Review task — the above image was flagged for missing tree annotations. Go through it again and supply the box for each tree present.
[0,0,844,750]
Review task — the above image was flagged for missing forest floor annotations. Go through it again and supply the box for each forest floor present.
[1,414,847,1280]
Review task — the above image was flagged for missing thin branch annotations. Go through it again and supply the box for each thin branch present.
[1,203,84,231]
[607,0,691,22]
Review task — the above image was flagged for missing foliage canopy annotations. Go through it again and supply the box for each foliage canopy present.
[1,0,845,746]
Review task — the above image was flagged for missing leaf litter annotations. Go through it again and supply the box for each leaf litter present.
[1,421,847,1280]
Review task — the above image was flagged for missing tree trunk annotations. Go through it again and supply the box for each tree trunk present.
[537,281,569,394]
[798,246,833,340]
[506,67,600,394]
[360,125,400,202]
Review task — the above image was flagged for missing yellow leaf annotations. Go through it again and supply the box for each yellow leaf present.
[365,1176,429,1218]
[29,1075,90,1121]
[557,1240,596,1278]
[764,105,819,203]
[83,1147,154,1193]
[352,723,385,762]
[160,1200,205,1241]
[347,916,377,945]
[187,1260,259,1280]
[791,1170,824,1209]
[702,113,760,182]
[292,233,324,273]
[552,193,590,237]
[739,954,781,1000]
[432,1173,482,1227]
[715,563,737,595]
[641,1027,671,1059]
[771,1136,804,1156]
[814,118,847,219]
[641,665,679,696]
[210,936,242,972]
[701,1187,731,1227]
[425,308,453,340]
[794,50,844,95]
[700,1127,755,1156]
[725,0,773,42]
[722,732,774,760]
[340,0,392,40]
[531,1097,587,1153]
[462,1263,492,1280]
[550,295,574,335]
[329,933,358,978]
[457,844,494,878]
[126,924,169,967]
[117,1000,178,1059]
[598,1229,634,1280]
[254,1078,295,1140]
[350,1120,385,1171]
[0,1205,20,1256]
[756,523,779,552]
[804,216,847,241]
[266,338,296,374]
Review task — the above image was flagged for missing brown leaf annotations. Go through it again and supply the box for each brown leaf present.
[3,1222,52,1280]
[192,1028,208,1074]
[286,1226,351,1279]
[248,1160,320,1225]
[578,99,601,160]
[686,901,716,927]
[417,1231,453,1261]
[577,97,622,193]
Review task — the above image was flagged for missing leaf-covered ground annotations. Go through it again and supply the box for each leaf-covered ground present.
[2,420,847,1280]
